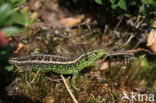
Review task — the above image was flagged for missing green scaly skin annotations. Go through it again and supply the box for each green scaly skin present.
[9,49,106,90]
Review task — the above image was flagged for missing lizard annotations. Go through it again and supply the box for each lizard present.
[9,49,106,90]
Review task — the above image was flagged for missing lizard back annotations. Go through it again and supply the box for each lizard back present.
[9,49,106,74]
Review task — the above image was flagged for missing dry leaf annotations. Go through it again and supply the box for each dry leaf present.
[33,1,41,10]
[147,30,155,46]
[13,43,24,54]
[147,21,156,53]
[100,62,109,70]
[147,30,156,53]
[59,15,85,27]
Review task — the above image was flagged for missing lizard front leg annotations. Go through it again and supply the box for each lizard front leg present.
[71,73,80,90]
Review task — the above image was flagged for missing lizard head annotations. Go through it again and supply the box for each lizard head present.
[86,49,106,61]
[79,49,106,69]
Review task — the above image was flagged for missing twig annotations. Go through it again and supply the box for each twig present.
[114,16,124,31]
[45,76,62,83]
[107,48,155,56]
[60,75,78,103]
[85,74,102,77]
[28,70,40,86]
[104,24,108,34]
[123,33,135,46]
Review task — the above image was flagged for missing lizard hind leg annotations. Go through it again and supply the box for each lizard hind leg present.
[71,73,80,90]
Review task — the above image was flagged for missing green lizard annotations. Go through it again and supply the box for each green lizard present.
[9,49,106,90]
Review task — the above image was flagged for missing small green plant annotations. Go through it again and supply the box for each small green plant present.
[94,0,156,31]
[0,0,26,8]
[0,3,37,36]
[0,1,37,73]
[0,46,14,73]
[95,0,156,11]
[0,4,22,35]
[95,0,127,10]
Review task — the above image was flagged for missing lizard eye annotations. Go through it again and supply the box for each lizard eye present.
[94,52,98,55]
[85,57,88,61]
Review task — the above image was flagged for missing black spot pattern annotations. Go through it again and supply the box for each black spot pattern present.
[44,56,50,61]
[30,56,38,60]
[37,56,43,61]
